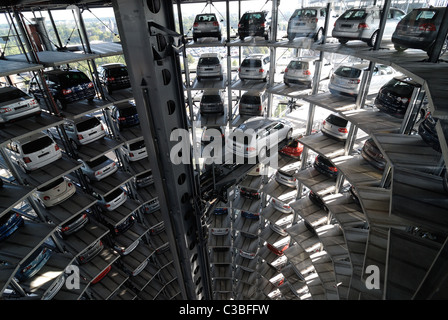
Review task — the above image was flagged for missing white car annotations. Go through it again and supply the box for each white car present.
[226,117,294,160]
[94,187,127,211]
[34,176,76,208]
[328,63,397,97]
[270,197,293,214]
[121,138,147,162]
[4,132,62,173]
[238,54,270,82]
[321,113,351,140]
[283,57,333,87]
[0,86,41,124]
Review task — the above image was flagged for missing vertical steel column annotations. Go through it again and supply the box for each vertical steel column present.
[111,0,209,300]
[428,4,448,62]
[266,0,278,117]
[226,0,233,122]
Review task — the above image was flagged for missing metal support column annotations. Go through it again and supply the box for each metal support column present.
[111,0,210,300]
[266,0,279,117]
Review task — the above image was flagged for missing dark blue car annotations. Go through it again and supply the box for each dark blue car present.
[15,244,53,282]
[241,210,260,220]
[0,210,24,242]
[110,100,140,131]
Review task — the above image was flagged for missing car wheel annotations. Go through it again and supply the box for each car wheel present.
[367,31,378,47]
[258,146,268,162]
[193,36,197,42]
[286,129,293,140]
[394,44,407,52]
[287,33,295,42]
[314,28,323,43]
[338,39,348,45]
[263,72,269,82]
[239,35,245,41]
[217,35,222,41]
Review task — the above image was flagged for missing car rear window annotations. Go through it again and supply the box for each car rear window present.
[240,94,261,104]
[195,14,217,22]
[118,106,137,117]
[0,88,28,101]
[340,9,367,20]
[326,114,348,127]
[76,117,101,132]
[334,66,362,78]
[290,9,317,19]
[59,72,91,85]
[241,12,265,22]
[129,140,145,150]
[37,177,64,192]
[202,94,222,103]
[383,78,414,96]
[287,60,309,70]
[241,59,262,68]
[107,67,128,77]
[199,57,220,66]
[22,136,53,154]
[104,188,124,202]
[86,155,109,168]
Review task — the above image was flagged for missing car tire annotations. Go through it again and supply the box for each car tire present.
[286,129,293,141]
[258,146,268,162]
[314,28,323,43]
[367,31,378,47]
[263,72,269,82]
[287,33,295,42]
[394,44,407,52]
[338,39,348,45]
[239,35,245,41]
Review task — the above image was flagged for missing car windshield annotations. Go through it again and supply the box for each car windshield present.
[86,155,109,168]
[104,188,124,202]
[118,106,137,117]
[341,9,367,20]
[240,95,260,104]
[0,88,28,101]
[129,140,145,150]
[384,79,414,96]
[288,60,309,70]
[291,9,317,19]
[76,117,101,132]
[334,66,362,78]
[59,72,91,85]
[241,59,262,68]
[326,114,348,127]
[107,67,128,77]
[202,94,222,103]
[195,14,216,22]
[199,57,220,66]
[22,136,53,154]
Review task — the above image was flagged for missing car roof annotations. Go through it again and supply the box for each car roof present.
[239,117,276,130]
[200,52,220,57]
[113,100,136,109]
[44,69,83,75]
[392,75,421,86]
[70,115,100,124]
[245,54,268,59]
[290,57,316,62]
[15,131,49,144]
[99,63,126,69]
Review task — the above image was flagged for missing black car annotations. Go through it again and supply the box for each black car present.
[308,190,329,212]
[361,138,386,170]
[29,69,95,109]
[313,155,338,179]
[418,112,441,153]
[238,11,270,41]
[375,76,426,119]
[109,100,139,130]
[97,63,131,94]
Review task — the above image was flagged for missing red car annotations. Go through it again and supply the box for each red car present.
[279,137,303,159]
[267,240,290,256]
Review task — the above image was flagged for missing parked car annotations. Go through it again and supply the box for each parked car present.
[109,214,136,237]
[283,57,333,87]
[140,197,160,214]
[266,238,290,256]
[279,136,303,159]
[238,54,270,82]
[418,112,441,153]
[34,176,76,208]
[241,210,260,220]
[4,132,62,173]
[238,91,268,116]
[374,76,426,119]
[58,212,89,238]
[109,100,139,131]
[332,6,406,47]
[134,170,154,188]
[14,244,53,282]
[121,138,147,162]
[226,117,293,159]
[239,185,261,200]
[201,126,225,145]
[321,113,350,140]
[192,13,222,41]
[313,155,338,179]
[210,225,229,236]
[94,187,127,212]
[308,190,328,211]
[361,138,386,170]
[214,207,229,215]
[269,221,289,237]
[287,6,333,42]
[275,159,302,188]
[196,53,223,81]
[392,7,447,57]
[29,69,95,109]
[0,210,24,242]
[78,155,118,183]
[91,265,112,284]
[270,197,293,214]
[328,63,397,98]
[77,239,104,264]
[49,115,105,150]
[0,86,42,124]
[238,11,270,41]
[200,89,225,115]
[97,63,131,94]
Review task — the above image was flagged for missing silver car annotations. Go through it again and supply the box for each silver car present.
[196,53,223,81]
[78,155,118,183]
[283,57,333,87]
[332,6,405,47]
[192,13,222,42]
[321,113,351,141]
[238,91,268,116]
[0,86,41,124]
[287,6,334,42]
[238,54,270,82]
